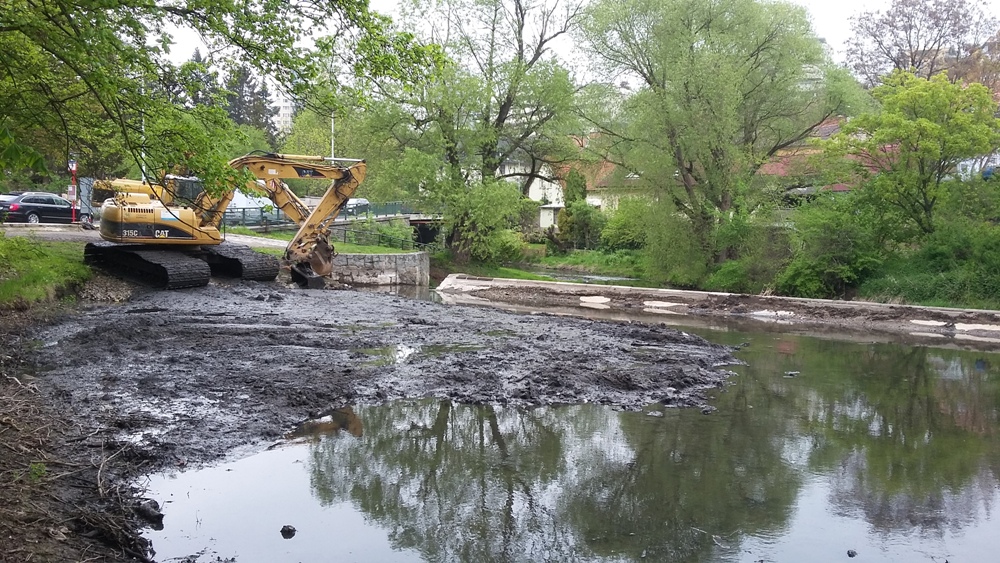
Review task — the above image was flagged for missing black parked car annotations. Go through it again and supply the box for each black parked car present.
[0,192,76,224]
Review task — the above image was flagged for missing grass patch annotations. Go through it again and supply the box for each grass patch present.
[431,248,662,288]
[226,227,413,254]
[430,251,557,284]
[457,265,557,281]
[532,249,647,278]
[0,237,91,307]
[224,226,294,240]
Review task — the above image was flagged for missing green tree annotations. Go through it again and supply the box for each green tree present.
[446,180,530,265]
[826,71,1000,235]
[579,0,863,280]
[394,0,581,191]
[224,65,278,147]
[563,168,587,204]
[555,200,606,251]
[0,0,438,192]
[346,0,584,258]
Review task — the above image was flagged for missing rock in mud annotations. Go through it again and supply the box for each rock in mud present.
[135,499,164,529]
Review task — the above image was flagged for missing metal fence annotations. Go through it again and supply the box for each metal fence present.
[223,201,435,227]
[223,208,294,227]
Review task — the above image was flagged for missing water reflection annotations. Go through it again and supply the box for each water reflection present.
[352,284,440,302]
[144,333,1000,562]
[284,407,363,442]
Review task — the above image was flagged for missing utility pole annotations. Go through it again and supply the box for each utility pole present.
[330,113,335,159]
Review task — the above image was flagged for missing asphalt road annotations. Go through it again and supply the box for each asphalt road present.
[1,222,287,248]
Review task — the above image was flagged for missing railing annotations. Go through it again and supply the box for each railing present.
[223,208,295,227]
[224,202,440,226]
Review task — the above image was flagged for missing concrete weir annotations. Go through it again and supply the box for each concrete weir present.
[435,274,1000,349]
[330,251,430,286]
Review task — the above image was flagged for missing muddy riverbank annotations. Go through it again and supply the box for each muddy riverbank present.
[1,275,739,561]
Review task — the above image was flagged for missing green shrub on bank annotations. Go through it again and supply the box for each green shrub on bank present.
[704,223,792,294]
[0,237,91,306]
[601,197,650,251]
[775,194,884,299]
[859,220,1000,308]
[555,200,606,251]
[472,228,524,265]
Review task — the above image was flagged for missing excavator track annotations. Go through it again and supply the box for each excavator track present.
[85,242,279,289]
[203,242,280,282]
[84,242,211,289]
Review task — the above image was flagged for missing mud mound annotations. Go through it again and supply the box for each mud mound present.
[36,282,737,467]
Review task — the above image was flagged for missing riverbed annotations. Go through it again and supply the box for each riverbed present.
[140,326,1000,562]
[8,271,1000,562]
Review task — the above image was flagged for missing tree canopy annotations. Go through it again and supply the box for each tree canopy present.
[826,71,1000,234]
[578,0,865,280]
[0,0,438,191]
[845,0,998,89]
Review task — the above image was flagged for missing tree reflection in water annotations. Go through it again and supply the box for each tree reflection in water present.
[301,333,1000,562]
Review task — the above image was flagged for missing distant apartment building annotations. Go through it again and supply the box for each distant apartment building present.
[274,92,295,133]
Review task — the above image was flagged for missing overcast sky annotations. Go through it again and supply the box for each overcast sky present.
[787,0,999,59]
[168,0,1000,67]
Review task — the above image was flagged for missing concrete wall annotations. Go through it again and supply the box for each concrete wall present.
[331,252,429,286]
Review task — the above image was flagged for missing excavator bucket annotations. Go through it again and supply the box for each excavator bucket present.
[288,235,335,289]
[309,236,334,277]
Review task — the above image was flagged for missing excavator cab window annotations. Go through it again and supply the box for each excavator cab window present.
[166,177,204,205]
[92,187,116,205]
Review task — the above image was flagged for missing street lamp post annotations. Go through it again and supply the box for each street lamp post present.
[67,158,78,223]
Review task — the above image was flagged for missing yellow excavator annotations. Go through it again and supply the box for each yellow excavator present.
[84,153,367,289]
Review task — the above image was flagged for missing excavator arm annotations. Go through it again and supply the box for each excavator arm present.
[226,153,368,286]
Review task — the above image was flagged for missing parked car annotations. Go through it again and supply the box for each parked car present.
[344,198,370,216]
[0,192,76,224]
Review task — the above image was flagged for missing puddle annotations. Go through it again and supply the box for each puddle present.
[355,343,484,366]
[481,328,517,337]
[143,329,1000,562]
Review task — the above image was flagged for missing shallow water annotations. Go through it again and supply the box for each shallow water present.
[143,328,1000,562]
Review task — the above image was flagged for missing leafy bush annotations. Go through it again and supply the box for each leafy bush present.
[556,200,606,251]
[446,181,532,265]
[644,203,709,287]
[938,177,1000,224]
[703,259,769,294]
[472,228,524,264]
[859,219,1000,308]
[601,197,650,251]
[775,194,883,298]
